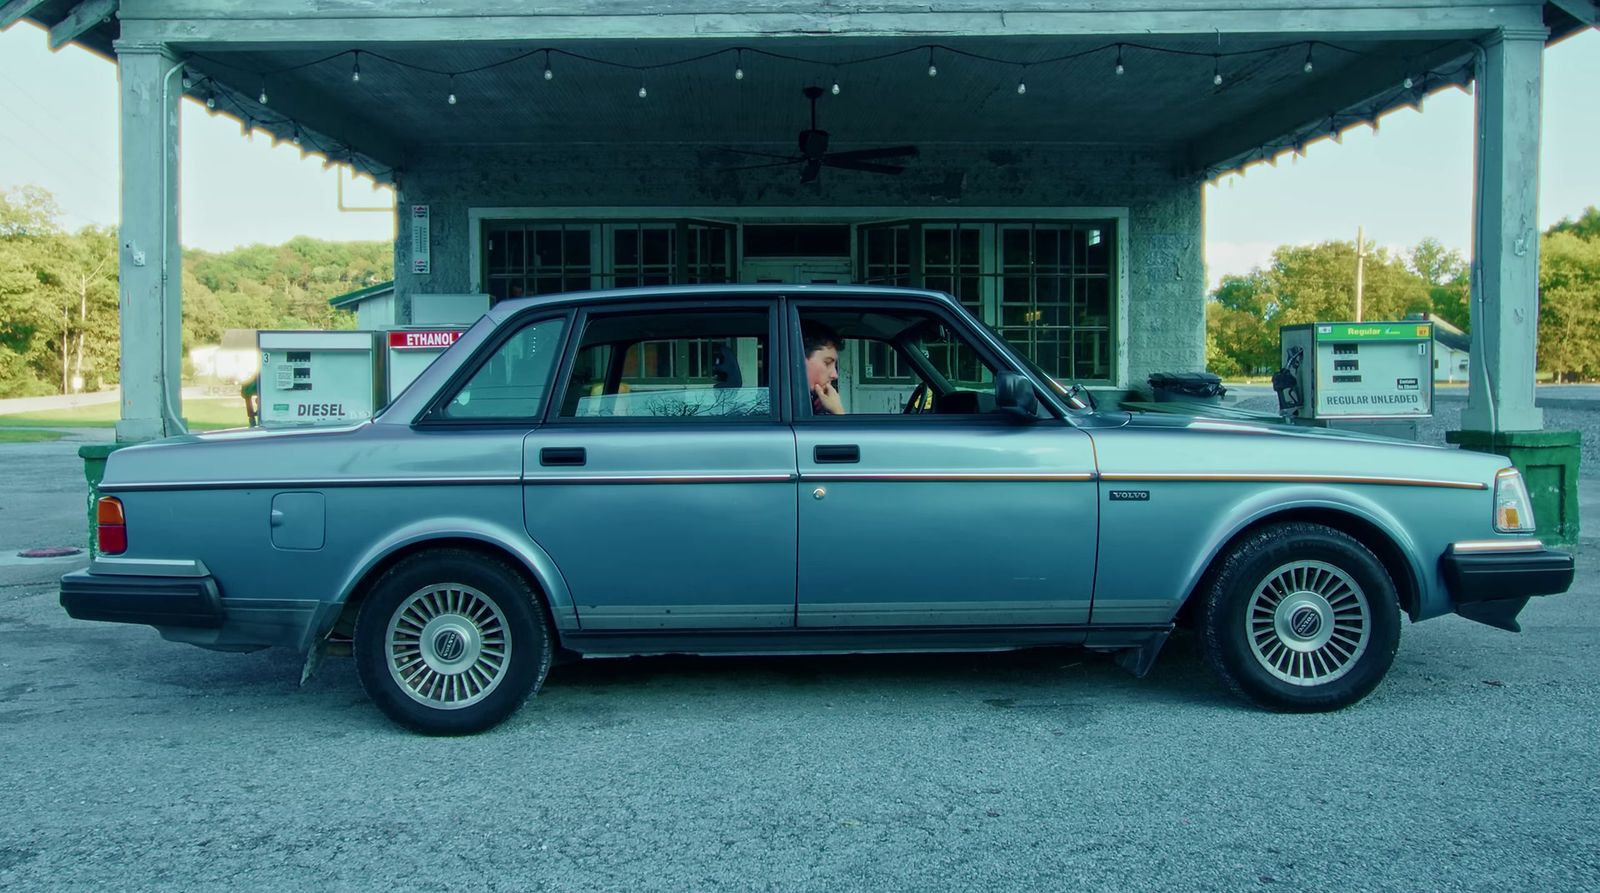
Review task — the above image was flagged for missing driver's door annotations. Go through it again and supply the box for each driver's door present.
[790,300,1099,627]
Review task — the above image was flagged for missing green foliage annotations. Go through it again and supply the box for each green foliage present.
[1207,214,1600,382]
[1538,224,1600,380]
[1409,237,1471,332]
[0,185,389,397]
[1206,239,1437,376]
[1547,206,1600,242]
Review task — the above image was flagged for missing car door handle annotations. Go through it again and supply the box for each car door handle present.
[540,447,587,467]
[813,444,860,464]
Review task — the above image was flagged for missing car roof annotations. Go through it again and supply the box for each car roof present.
[484,283,958,321]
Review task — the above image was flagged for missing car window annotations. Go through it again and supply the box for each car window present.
[558,308,771,420]
[798,308,998,417]
[438,317,566,420]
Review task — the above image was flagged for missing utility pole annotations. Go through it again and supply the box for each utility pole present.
[1354,226,1368,322]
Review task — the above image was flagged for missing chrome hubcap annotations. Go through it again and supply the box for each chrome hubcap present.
[1247,560,1370,686]
[386,584,511,709]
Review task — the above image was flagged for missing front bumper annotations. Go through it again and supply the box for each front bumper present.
[60,569,223,629]
[1441,541,1575,632]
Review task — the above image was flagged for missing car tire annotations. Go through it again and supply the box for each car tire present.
[1198,522,1401,712]
[354,548,552,735]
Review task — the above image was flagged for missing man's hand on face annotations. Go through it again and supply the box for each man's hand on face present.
[812,380,845,415]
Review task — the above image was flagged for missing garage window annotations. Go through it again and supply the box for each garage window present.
[858,220,1117,384]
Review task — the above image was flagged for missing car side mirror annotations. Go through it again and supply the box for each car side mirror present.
[994,371,1039,420]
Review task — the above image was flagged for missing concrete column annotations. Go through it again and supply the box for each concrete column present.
[114,43,185,442]
[1460,28,1547,433]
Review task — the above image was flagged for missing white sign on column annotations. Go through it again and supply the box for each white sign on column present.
[410,205,431,275]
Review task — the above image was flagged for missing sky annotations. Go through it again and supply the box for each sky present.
[0,20,1596,287]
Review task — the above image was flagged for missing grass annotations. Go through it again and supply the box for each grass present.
[0,398,249,431]
[0,429,65,443]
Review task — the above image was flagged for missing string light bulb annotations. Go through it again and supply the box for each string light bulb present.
[447,78,457,105]
[1212,56,1223,86]
[927,48,938,78]
[1303,45,1314,73]
[734,49,744,81]
[258,85,268,104]
[181,74,193,90]
[1115,45,1125,76]
[1016,67,1027,95]
[831,79,841,95]
[1403,75,1414,89]
[543,51,554,81]
[638,83,648,99]
[291,128,302,145]
[205,93,215,110]
[351,51,361,83]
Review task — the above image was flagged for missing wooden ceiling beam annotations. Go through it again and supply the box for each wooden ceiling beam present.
[0,0,49,31]
[1184,40,1482,177]
[50,0,118,50]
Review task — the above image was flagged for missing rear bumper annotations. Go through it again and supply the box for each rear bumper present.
[60,569,223,629]
[1441,541,1575,632]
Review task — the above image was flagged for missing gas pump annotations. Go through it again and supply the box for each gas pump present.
[1278,321,1434,438]
[257,330,383,427]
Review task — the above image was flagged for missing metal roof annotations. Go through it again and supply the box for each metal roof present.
[328,279,394,309]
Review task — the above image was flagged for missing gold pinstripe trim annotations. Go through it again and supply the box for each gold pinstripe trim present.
[1098,472,1487,490]
[800,472,1096,482]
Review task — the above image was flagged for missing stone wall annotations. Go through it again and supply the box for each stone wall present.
[394,143,1204,390]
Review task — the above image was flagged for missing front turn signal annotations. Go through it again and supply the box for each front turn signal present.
[1493,468,1536,535]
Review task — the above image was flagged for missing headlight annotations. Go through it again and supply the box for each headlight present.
[1493,467,1536,534]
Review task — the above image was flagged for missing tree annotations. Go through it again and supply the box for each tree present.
[1537,229,1600,380]
[1408,237,1471,332]
[1206,239,1435,376]
[1547,206,1600,242]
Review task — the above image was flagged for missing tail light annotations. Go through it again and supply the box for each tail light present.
[96,496,127,554]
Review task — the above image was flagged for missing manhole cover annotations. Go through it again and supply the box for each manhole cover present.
[18,547,83,558]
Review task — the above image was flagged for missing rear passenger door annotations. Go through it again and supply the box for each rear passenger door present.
[522,301,800,631]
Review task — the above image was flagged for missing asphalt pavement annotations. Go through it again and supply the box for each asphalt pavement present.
[1,440,1596,892]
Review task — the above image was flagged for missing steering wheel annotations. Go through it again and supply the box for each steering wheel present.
[903,383,933,414]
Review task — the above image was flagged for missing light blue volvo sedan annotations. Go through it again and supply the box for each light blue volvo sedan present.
[61,286,1574,734]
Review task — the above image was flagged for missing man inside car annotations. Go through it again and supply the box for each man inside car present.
[804,323,847,415]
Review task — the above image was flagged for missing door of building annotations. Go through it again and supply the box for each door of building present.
[740,258,852,285]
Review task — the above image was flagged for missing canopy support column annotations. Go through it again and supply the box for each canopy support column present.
[114,43,185,442]
[1461,27,1547,434]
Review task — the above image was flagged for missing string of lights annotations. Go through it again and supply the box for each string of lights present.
[173,37,1466,183]
[187,38,1388,103]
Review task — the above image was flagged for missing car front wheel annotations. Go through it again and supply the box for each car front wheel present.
[1198,522,1401,712]
[354,549,552,735]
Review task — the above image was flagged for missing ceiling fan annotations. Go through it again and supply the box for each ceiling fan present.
[722,86,919,184]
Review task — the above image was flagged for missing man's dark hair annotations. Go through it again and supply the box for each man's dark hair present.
[803,323,843,358]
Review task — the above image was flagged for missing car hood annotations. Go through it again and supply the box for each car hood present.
[1112,410,1429,446]
[1086,409,1506,485]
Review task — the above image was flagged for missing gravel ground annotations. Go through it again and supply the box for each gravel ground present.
[2,440,1596,892]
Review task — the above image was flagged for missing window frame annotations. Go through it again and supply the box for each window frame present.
[855,219,1119,387]
[483,219,737,301]
[540,298,789,428]
[414,308,576,428]
[788,295,1062,424]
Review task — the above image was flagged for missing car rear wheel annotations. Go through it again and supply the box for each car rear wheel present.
[354,549,551,735]
[1198,522,1400,712]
